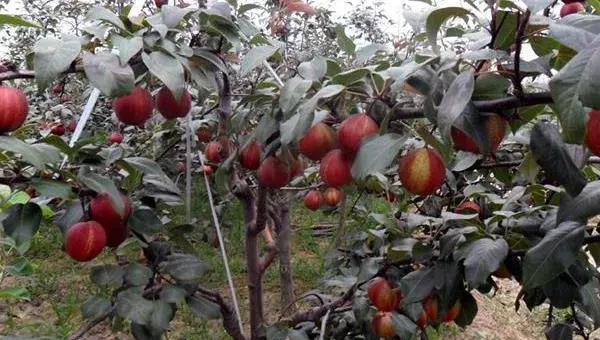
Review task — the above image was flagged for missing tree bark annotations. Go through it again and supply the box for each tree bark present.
[277,204,294,310]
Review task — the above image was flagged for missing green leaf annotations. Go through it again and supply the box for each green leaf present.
[279,77,312,116]
[85,6,126,30]
[0,287,31,301]
[0,136,60,169]
[30,179,72,200]
[90,265,124,286]
[426,7,470,52]
[81,296,112,319]
[437,71,475,141]
[150,300,174,332]
[124,263,153,286]
[83,51,134,97]
[400,267,435,305]
[454,291,478,327]
[298,56,327,81]
[4,258,34,276]
[54,200,83,235]
[116,289,154,325]
[558,181,600,224]
[33,37,81,91]
[356,44,387,63]
[239,4,263,14]
[123,157,179,194]
[335,24,356,56]
[351,133,406,179]
[160,254,208,282]
[550,41,600,143]
[457,238,509,288]
[160,5,196,28]
[112,35,143,66]
[390,312,418,339]
[2,203,42,252]
[77,167,125,216]
[128,207,164,235]
[549,15,600,52]
[530,123,587,197]
[522,221,584,290]
[517,152,539,184]
[160,285,188,304]
[142,51,185,100]
[578,278,600,328]
[472,74,510,100]
[494,11,519,50]
[0,14,41,28]
[187,295,221,319]
[545,323,573,340]
[280,85,345,144]
[239,45,279,76]
[331,68,370,86]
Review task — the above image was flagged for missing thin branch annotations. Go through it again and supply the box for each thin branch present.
[195,288,247,340]
[287,285,356,326]
[513,10,531,97]
[68,306,116,340]
[571,304,590,340]
[388,92,553,121]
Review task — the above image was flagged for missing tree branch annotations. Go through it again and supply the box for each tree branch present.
[0,65,84,82]
[196,288,247,340]
[389,92,553,120]
[68,306,116,340]
[513,10,531,97]
[287,285,356,326]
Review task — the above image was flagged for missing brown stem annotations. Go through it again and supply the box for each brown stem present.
[513,10,531,97]
[68,306,116,340]
[277,203,294,310]
[233,179,264,340]
[388,92,553,121]
[196,288,246,340]
[287,285,356,326]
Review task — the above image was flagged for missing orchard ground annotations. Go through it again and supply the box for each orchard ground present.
[0,178,570,340]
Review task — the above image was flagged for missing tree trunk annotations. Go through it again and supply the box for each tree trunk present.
[245,231,263,339]
[277,204,294,310]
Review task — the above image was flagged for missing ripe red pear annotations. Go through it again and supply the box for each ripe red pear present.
[585,110,600,156]
[0,86,28,133]
[105,223,129,248]
[385,192,396,202]
[372,312,395,339]
[113,86,153,126]
[367,277,402,312]
[177,161,185,173]
[202,165,213,175]
[323,187,343,206]
[455,201,480,214]
[304,190,322,211]
[196,125,213,142]
[560,2,585,16]
[109,132,123,144]
[67,120,77,132]
[416,311,428,328]
[65,221,107,262]
[155,86,192,119]
[398,147,446,196]
[337,113,378,156]
[60,94,70,103]
[290,156,305,178]
[52,83,62,94]
[51,123,65,136]
[423,296,439,322]
[320,149,353,188]
[298,122,337,161]
[90,193,132,230]
[451,114,506,154]
[439,300,461,323]
[258,156,291,188]
[240,140,261,170]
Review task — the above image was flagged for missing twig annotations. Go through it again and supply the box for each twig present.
[388,92,553,121]
[68,306,116,340]
[513,10,531,97]
[319,309,332,340]
[547,304,554,328]
[571,304,589,340]
[287,285,356,326]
